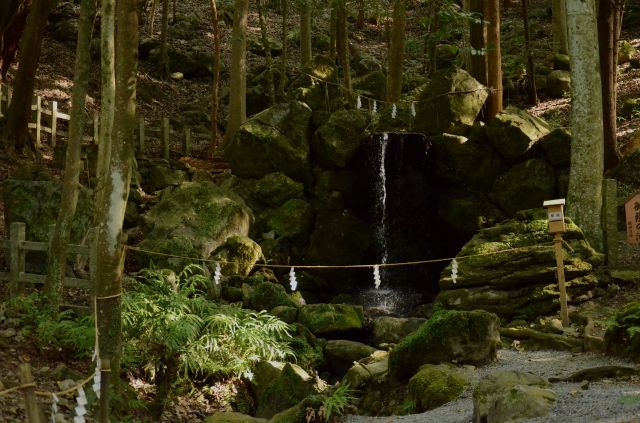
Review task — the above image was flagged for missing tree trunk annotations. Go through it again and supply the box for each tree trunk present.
[257,0,275,105]
[209,0,221,155]
[44,0,94,314]
[329,6,337,60]
[151,353,179,420]
[356,0,365,29]
[521,0,537,105]
[224,0,248,144]
[160,0,170,78]
[552,0,568,54]
[279,0,288,100]
[484,0,502,120]
[566,0,604,250]
[299,1,312,68]
[0,0,31,82]
[1,0,58,154]
[387,0,405,103]
[336,1,351,107]
[598,0,623,171]
[469,0,487,85]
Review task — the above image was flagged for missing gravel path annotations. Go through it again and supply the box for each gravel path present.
[345,349,640,423]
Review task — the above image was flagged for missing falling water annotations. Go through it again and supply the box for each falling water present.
[374,132,390,269]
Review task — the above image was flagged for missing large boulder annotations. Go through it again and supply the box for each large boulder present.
[414,69,488,136]
[539,128,572,168]
[311,110,369,169]
[263,199,315,244]
[490,159,556,215]
[325,340,378,376]
[211,236,262,276]
[408,364,472,412]
[246,282,299,312]
[352,71,387,102]
[388,309,501,380]
[473,371,556,423]
[225,101,313,184]
[253,173,304,208]
[297,303,364,337]
[437,209,603,320]
[305,210,370,266]
[138,182,252,268]
[545,70,571,98]
[485,106,550,164]
[371,316,426,347]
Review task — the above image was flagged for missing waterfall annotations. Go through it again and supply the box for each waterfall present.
[373,132,389,270]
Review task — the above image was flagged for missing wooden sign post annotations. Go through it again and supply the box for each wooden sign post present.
[625,192,640,246]
[543,199,570,327]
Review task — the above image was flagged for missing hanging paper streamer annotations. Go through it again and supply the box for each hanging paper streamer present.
[356,95,362,110]
[451,258,458,284]
[74,386,87,423]
[214,262,222,285]
[51,394,59,423]
[411,102,416,118]
[92,359,101,399]
[372,100,377,114]
[373,265,381,289]
[391,103,397,119]
[289,267,298,292]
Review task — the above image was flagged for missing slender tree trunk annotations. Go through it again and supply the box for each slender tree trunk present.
[598,0,622,170]
[484,0,502,119]
[356,0,365,29]
[44,0,94,314]
[387,0,406,103]
[160,0,170,78]
[424,5,439,76]
[299,1,312,68]
[521,0,537,105]
[336,1,351,107]
[469,0,487,85]
[224,0,248,144]
[0,0,31,81]
[257,0,276,105]
[553,0,568,54]
[566,0,604,250]
[279,0,288,100]
[329,6,337,60]
[148,0,158,35]
[209,0,221,155]
[1,0,58,154]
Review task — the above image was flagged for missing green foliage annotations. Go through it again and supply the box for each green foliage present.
[605,302,640,360]
[122,265,294,380]
[319,383,354,423]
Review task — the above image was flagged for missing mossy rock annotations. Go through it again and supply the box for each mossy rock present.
[605,302,640,361]
[312,169,358,204]
[325,340,378,376]
[437,189,507,234]
[408,364,470,412]
[263,199,314,244]
[225,101,313,184]
[620,98,640,119]
[203,411,267,423]
[297,303,365,337]
[491,159,556,215]
[372,316,426,347]
[553,53,571,71]
[485,106,550,164]
[247,282,298,312]
[253,173,304,208]
[414,68,488,136]
[435,44,460,69]
[545,70,571,98]
[352,71,387,103]
[388,309,500,380]
[288,59,342,112]
[311,109,369,169]
[305,210,370,266]
[211,236,262,276]
[539,128,572,168]
[271,305,299,323]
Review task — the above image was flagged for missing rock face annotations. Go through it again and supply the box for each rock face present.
[473,371,556,423]
[388,309,501,380]
[605,302,640,361]
[225,101,313,184]
[325,340,378,376]
[305,210,370,266]
[485,106,550,164]
[408,364,472,412]
[490,159,556,215]
[437,209,604,320]
[415,69,488,136]
[138,182,252,267]
[311,110,369,169]
[297,303,364,337]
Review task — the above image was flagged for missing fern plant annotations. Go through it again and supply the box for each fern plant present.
[318,383,354,423]
[122,264,294,418]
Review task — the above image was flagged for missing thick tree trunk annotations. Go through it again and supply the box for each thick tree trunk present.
[484,0,502,119]
[160,0,170,78]
[387,0,405,103]
[45,0,94,314]
[209,0,221,155]
[0,0,31,81]
[257,0,276,105]
[336,1,351,106]
[356,0,365,29]
[299,2,312,68]
[2,0,58,154]
[566,0,604,250]
[224,0,248,144]
[521,0,537,105]
[552,0,568,54]
[598,0,622,170]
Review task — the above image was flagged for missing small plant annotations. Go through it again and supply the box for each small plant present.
[318,383,354,423]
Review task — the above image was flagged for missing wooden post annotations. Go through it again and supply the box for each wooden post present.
[603,178,618,267]
[553,232,570,327]
[98,358,111,423]
[35,96,42,148]
[182,127,191,156]
[51,101,58,148]
[138,116,146,155]
[10,222,26,297]
[19,363,44,423]
[162,117,170,160]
